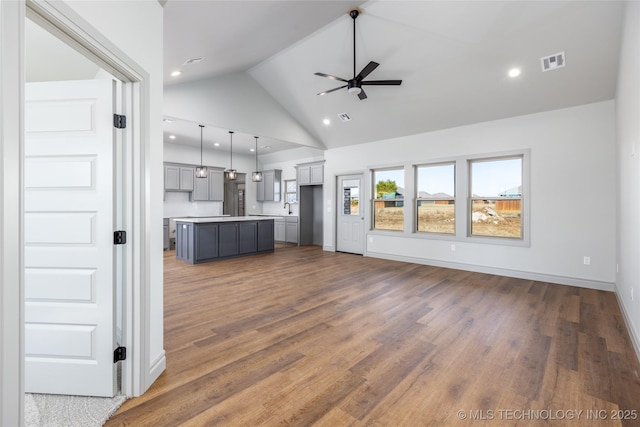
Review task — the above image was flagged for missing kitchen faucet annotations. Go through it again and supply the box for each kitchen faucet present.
[284,202,292,215]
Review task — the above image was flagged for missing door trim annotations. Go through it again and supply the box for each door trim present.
[0,3,162,423]
[335,173,366,255]
[24,0,159,399]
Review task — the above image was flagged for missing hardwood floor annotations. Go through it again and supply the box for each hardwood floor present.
[107,246,640,426]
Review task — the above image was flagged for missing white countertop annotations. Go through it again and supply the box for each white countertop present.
[173,216,282,223]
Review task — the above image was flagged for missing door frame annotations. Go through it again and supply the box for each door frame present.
[1,1,159,424]
[335,172,367,255]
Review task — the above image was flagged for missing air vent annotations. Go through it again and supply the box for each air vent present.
[337,112,352,122]
[541,52,565,72]
[182,57,205,66]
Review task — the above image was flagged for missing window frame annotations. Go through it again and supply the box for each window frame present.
[284,179,297,204]
[371,167,405,232]
[415,161,456,235]
[468,154,524,241]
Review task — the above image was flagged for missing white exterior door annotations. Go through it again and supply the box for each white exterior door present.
[336,174,365,254]
[24,79,118,397]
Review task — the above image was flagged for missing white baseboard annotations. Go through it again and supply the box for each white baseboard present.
[146,350,166,394]
[614,290,640,365]
[365,251,615,292]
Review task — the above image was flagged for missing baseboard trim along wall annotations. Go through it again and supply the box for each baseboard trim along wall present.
[614,290,640,364]
[365,251,615,292]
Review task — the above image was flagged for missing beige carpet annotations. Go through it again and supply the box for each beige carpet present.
[25,393,127,427]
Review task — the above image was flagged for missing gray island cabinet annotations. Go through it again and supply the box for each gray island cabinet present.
[174,216,278,264]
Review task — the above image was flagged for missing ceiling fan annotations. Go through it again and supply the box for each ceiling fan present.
[315,8,402,101]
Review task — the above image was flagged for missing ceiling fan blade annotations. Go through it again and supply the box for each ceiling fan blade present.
[317,85,348,96]
[355,61,379,81]
[314,72,349,83]
[357,88,368,100]
[361,79,403,86]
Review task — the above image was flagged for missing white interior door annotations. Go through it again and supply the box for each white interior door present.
[24,79,118,397]
[336,174,365,254]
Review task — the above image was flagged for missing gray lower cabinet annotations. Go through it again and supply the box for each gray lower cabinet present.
[274,219,285,242]
[195,223,218,260]
[257,221,274,252]
[286,220,298,244]
[176,222,193,261]
[274,217,297,244]
[239,222,257,254]
[219,223,239,257]
[176,219,274,264]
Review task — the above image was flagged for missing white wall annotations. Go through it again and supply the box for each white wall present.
[54,0,165,394]
[164,72,323,150]
[325,101,616,290]
[615,2,640,357]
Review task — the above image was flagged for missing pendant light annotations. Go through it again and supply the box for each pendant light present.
[226,131,237,180]
[195,124,207,178]
[252,136,263,182]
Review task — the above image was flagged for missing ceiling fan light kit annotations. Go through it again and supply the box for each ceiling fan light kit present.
[315,8,402,100]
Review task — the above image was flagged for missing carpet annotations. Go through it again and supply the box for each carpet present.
[25,393,127,427]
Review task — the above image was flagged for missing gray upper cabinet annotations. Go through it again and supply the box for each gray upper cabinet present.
[297,161,324,186]
[164,164,194,191]
[256,169,281,202]
[208,169,224,201]
[193,168,224,201]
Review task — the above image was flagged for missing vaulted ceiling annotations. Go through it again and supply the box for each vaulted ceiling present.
[164,1,624,153]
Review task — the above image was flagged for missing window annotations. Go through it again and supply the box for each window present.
[372,168,404,231]
[342,179,360,216]
[284,179,297,203]
[416,163,455,234]
[469,156,523,239]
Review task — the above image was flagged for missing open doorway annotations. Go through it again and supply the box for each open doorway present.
[23,14,128,397]
[223,173,246,216]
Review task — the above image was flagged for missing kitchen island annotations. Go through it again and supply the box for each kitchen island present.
[173,216,280,264]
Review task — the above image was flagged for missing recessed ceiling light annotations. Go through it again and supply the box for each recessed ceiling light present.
[214,143,220,147]
[250,148,255,152]
[169,135,176,139]
[170,71,182,77]
[508,68,521,78]
[323,118,331,125]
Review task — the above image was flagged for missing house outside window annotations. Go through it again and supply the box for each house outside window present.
[416,162,455,234]
[372,168,404,231]
[469,156,523,239]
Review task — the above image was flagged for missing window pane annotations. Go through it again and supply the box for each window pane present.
[417,163,454,197]
[471,157,521,197]
[342,179,360,216]
[286,180,297,192]
[416,163,455,234]
[373,169,404,231]
[470,157,522,238]
[284,180,297,203]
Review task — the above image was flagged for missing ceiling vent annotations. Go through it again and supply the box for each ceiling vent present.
[541,52,565,72]
[337,112,352,122]
[182,57,205,66]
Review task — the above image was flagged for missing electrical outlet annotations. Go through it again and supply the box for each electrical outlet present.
[583,256,591,265]
[451,244,456,252]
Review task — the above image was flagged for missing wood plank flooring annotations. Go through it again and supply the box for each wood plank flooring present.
[107,245,640,426]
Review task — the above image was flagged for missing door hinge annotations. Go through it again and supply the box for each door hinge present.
[114,346,126,363]
[114,230,127,245]
[113,114,126,129]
